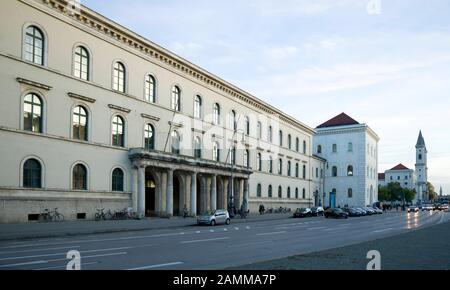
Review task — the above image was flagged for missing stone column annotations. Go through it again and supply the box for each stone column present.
[137,166,146,219]
[166,169,174,217]
[185,174,191,214]
[190,172,197,216]
[160,171,167,217]
[131,167,138,213]
[211,175,217,211]
[223,177,229,210]
[206,176,211,211]
[243,178,249,211]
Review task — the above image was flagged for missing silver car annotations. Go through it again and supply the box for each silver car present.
[197,209,231,226]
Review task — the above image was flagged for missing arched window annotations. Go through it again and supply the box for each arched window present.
[213,103,221,125]
[278,159,283,175]
[257,184,262,198]
[144,124,155,150]
[347,165,354,176]
[23,159,42,188]
[268,156,273,173]
[287,187,291,199]
[73,164,87,190]
[303,165,306,179]
[112,116,125,147]
[302,188,306,199]
[23,93,42,133]
[113,62,126,93]
[303,140,307,154]
[229,110,237,131]
[288,134,292,150]
[171,86,181,111]
[348,188,353,198]
[112,168,124,192]
[348,142,353,152]
[257,122,262,139]
[295,188,299,199]
[332,166,338,177]
[268,185,273,198]
[287,161,291,176]
[245,116,250,135]
[257,153,262,171]
[279,130,283,147]
[296,138,300,152]
[74,46,89,80]
[268,126,273,143]
[73,106,88,141]
[213,142,220,162]
[243,149,249,167]
[145,75,156,103]
[171,130,181,155]
[194,95,202,119]
[317,145,322,154]
[278,186,282,198]
[24,26,44,65]
[295,163,299,178]
[194,137,202,158]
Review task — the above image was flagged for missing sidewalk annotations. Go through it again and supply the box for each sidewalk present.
[0,213,292,241]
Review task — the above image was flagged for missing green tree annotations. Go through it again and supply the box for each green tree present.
[403,188,416,203]
[378,186,390,202]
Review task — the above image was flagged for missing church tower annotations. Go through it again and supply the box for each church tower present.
[415,131,428,203]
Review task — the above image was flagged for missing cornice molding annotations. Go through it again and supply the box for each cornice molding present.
[16,77,52,90]
[141,113,160,122]
[26,0,316,135]
[108,104,131,113]
[68,92,96,103]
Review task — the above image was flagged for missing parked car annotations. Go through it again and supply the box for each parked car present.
[364,207,376,215]
[197,209,231,226]
[407,206,420,213]
[342,207,362,217]
[311,207,325,216]
[370,207,383,214]
[324,208,349,219]
[293,208,312,218]
[422,204,435,211]
[355,207,368,216]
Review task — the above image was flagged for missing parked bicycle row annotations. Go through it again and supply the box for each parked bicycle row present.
[95,208,135,221]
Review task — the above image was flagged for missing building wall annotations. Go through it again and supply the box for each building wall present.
[384,169,415,190]
[0,0,323,223]
[314,125,379,208]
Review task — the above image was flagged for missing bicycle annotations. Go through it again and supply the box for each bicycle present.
[39,208,64,222]
[95,208,113,221]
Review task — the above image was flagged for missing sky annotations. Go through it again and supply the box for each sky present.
[81,0,450,194]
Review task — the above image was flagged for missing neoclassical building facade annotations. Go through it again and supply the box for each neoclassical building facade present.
[0,0,326,223]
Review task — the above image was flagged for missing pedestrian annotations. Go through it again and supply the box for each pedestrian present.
[182,205,188,219]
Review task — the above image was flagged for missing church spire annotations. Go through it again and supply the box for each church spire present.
[416,130,426,148]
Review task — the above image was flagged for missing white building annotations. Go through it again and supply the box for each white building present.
[381,164,415,190]
[314,113,379,208]
[0,0,326,223]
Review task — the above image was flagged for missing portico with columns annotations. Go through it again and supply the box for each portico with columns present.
[129,149,252,218]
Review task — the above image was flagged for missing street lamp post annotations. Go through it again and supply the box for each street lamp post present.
[226,129,245,218]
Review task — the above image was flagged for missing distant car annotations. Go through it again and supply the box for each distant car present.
[324,208,349,219]
[422,204,435,211]
[311,207,325,216]
[407,206,420,213]
[293,208,312,218]
[342,207,362,217]
[197,209,231,226]
[355,207,368,216]
[370,207,383,214]
[438,204,449,211]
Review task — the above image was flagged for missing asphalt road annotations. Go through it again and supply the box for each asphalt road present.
[0,211,448,270]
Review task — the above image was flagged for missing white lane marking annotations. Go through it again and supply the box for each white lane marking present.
[373,228,395,233]
[234,227,240,230]
[46,252,128,263]
[223,228,228,231]
[0,245,81,255]
[0,247,130,261]
[35,262,99,271]
[307,227,328,230]
[195,231,201,234]
[128,261,184,270]
[210,230,215,233]
[180,237,230,244]
[228,240,273,248]
[0,260,47,269]
[324,228,342,232]
[1,233,184,249]
[246,226,251,229]
[256,231,286,236]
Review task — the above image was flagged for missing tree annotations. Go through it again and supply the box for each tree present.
[378,186,390,202]
[403,188,416,203]
[427,182,437,201]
